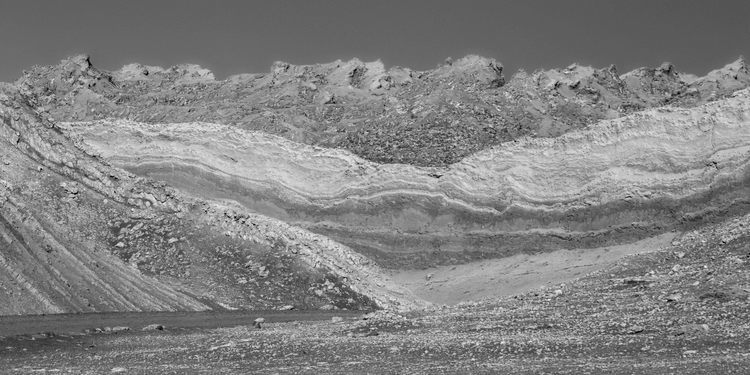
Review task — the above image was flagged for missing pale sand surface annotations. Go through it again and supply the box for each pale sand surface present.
[391,232,677,305]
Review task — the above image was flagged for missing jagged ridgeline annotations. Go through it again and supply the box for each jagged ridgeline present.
[18,54,749,166]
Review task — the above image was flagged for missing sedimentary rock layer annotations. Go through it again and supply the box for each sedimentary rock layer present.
[63,89,750,268]
[0,84,419,314]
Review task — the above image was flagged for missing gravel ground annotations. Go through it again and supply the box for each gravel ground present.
[2,216,749,374]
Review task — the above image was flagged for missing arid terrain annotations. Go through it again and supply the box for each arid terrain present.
[1,55,749,373]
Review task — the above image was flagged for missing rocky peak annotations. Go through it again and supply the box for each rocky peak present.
[535,64,598,89]
[111,62,215,85]
[113,63,168,81]
[22,54,110,86]
[710,57,748,78]
[429,55,505,88]
[65,54,93,71]
[15,55,115,111]
[169,64,215,84]
[688,57,750,97]
[737,56,748,73]
[656,62,676,76]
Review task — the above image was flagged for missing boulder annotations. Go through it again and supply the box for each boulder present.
[141,324,165,331]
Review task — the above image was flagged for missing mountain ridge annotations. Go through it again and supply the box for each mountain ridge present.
[16,54,750,166]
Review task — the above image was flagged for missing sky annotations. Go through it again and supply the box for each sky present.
[0,0,748,82]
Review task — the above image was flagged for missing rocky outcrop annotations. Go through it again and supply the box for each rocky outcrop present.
[62,89,750,268]
[0,84,420,314]
[5,54,750,314]
[17,55,750,166]
[689,58,750,100]
[0,191,207,314]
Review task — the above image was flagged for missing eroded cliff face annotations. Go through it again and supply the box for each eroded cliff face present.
[0,84,419,314]
[17,55,750,166]
[61,89,750,268]
[4,54,750,313]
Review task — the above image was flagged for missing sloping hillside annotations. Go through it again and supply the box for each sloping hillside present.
[0,84,419,314]
[61,89,750,271]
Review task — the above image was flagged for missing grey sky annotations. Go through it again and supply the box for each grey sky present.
[1,0,748,82]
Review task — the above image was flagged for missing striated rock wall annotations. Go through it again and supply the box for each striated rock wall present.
[62,89,750,268]
[0,84,421,314]
[0,191,207,314]
[4,53,750,313]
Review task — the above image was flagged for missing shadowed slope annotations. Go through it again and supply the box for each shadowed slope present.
[0,84,421,314]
